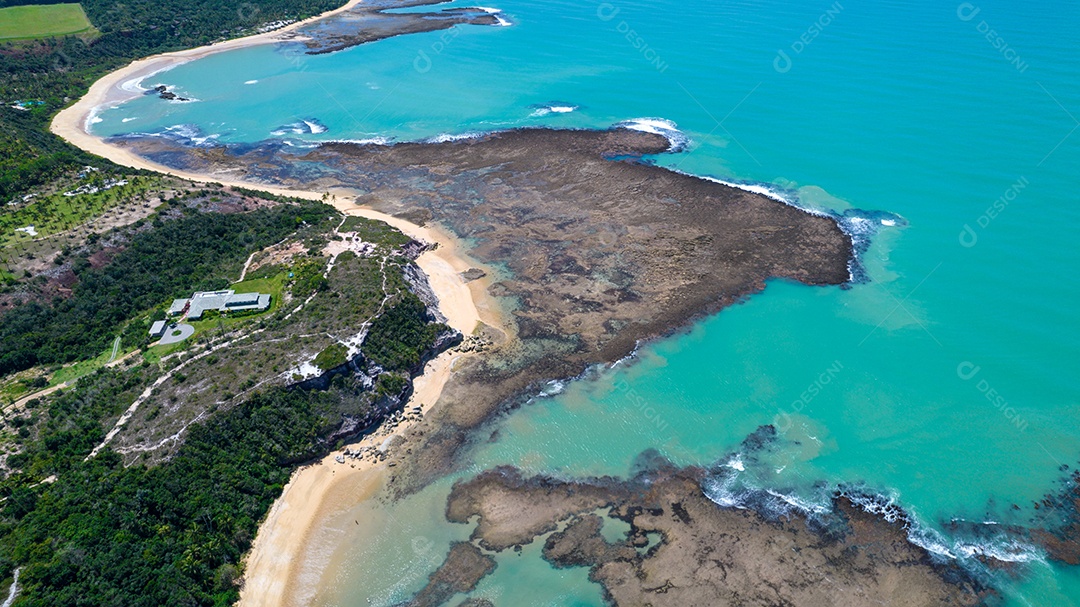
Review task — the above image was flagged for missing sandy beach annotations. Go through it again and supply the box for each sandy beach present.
[51,123,499,607]
[235,198,501,607]
[47,3,503,602]
[53,109,499,607]
[50,0,365,161]
[237,347,469,607]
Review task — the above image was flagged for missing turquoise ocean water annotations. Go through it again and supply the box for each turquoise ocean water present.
[92,0,1080,603]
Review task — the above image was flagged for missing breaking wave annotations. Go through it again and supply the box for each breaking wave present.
[271,118,329,136]
[691,174,906,283]
[529,102,579,117]
[476,6,511,26]
[424,132,485,143]
[614,117,689,152]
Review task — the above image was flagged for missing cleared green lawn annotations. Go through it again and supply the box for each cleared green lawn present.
[0,4,94,40]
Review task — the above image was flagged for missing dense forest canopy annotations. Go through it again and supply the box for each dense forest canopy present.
[0,2,457,605]
[0,200,335,376]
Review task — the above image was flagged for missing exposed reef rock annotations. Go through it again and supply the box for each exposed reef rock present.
[150,84,190,102]
[292,0,503,55]
[1030,466,1080,564]
[397,542,496,607]
[460,268,486,282]
[432,463,991,607]
[112,126,854,494]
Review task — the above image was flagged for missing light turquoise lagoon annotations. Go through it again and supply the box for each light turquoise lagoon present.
[92,0,1080,604]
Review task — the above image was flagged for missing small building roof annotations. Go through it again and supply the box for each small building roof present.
[225,292,261,307]
[182,290,271,319]
[149,320,167,337]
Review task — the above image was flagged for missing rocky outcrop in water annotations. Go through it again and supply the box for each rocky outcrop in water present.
[430,462,991,607]
[112,126,855,495]
[291,0,504,55]
[151,85,189,102]
[396,543,496,607]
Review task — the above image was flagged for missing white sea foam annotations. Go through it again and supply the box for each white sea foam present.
[955,538,1044,563]
[693,172,909,282]
[154,124,221,147]
[150,83,200,103]
[302,120,328,134]
[844,489,907,524]
[695,174,826,214]
[271,118,329,136]
[610,341,642,368]
[121,117,137,123]
[425,132,484,143]
[279,140,320,149]
[539,380,565,397]
[615,117,689,152]
[326,137,393,146]
[530,104,579,118]
[726,455,745,472]
[702,471,745,509]
[244,79,258,85]
[764,489,830,515]
[843,489,1046,566]
[120,63,182,94]
[476,6,511,26]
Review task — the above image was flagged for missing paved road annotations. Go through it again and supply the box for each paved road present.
[7,349,141,413]
[108,336,121,363]
[159,323,194,345]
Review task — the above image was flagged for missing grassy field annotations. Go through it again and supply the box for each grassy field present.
[0,4,95,41]
[48,345,119,387]
[0,175,162,248]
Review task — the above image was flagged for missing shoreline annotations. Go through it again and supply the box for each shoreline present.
[238,348,474,607]
[50,0,365,155]
[47,6,505,603]
[56,113,502,607]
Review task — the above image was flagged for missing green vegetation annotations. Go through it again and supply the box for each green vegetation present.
[0,0,343,205]
[313,343,348,372]
[0,4,95,41]
[229,274,286,310]
[0,1,465,602]
[45,343,117,387]
[0,369,365,607]
[0,369,47,403]
[341,215,412,248]
[0,174,159,248]
[0,178,459,605]
[365,296,447,372]
[0,200,335,377]
[289,258,329,297]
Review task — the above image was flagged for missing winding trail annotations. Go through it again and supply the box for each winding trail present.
[47,2,506,603]
[107,336,121,363]
[0,567,19,607]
